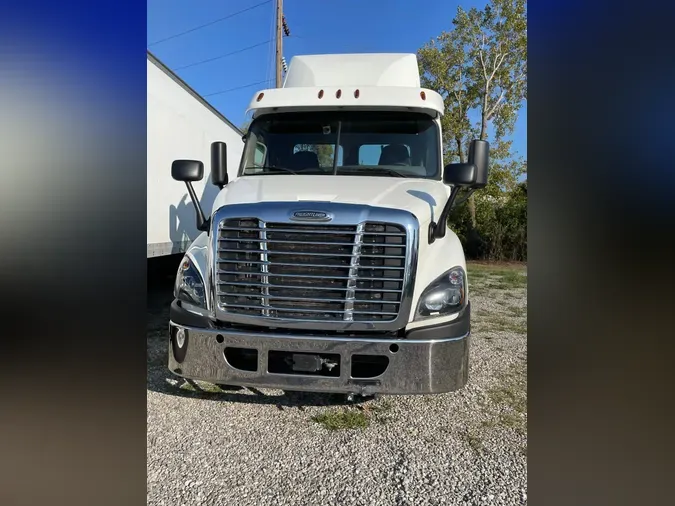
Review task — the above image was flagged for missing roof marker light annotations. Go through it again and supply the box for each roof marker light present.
[318,89,324,98]
[420,91,426,100]
[336,89,342,98]
[256,92,264,102]
[354,89,360,98]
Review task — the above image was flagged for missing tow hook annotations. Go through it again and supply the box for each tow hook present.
[322,358,338,371]
[286,353,338,373]
[346,392,379,403]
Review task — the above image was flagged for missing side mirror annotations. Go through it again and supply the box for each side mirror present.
[442,163,477,187]
[430,139,490,243]
[468,139,489,188]
[171,159,208,232]
[211,141,228,189]
[441,140,489,189]
[171,160,204,182]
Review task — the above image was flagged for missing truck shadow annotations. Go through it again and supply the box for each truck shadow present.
[147,261,361,408]
[407,189,437,222]
[168,174,220,253]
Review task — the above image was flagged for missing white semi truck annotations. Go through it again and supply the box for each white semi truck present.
[147,51,244,259]
[166,53,489,395]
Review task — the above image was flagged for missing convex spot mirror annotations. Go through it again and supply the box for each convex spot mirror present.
[171,160,204,182]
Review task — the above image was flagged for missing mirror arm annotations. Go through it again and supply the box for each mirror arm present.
[429,185,461,243]
[453,188,476,207]
[184,181,209,232]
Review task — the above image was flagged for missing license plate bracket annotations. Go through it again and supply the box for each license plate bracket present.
[291,353,322,372]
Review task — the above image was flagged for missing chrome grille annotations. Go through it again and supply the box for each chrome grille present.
[216,218,407,322]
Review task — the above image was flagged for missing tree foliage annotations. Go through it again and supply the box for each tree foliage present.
[295,144,335,167]
[418,0,527,260]
[241,120,335,167]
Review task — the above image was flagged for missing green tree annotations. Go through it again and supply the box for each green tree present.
[448,140,527,260]
[418,29,473,164]
[455,0,527,141]
[294,144,335,167]
[418,0,527,229]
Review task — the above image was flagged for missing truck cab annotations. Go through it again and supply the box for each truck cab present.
[168,53,489,395]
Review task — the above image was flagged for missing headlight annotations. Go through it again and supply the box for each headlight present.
[415,266,466,320]
[174,256,207,308]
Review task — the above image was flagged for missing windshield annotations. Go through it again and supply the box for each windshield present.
[239,111,441,179]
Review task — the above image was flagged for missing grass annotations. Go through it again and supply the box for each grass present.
[369,398,393,414]
[311,398,395,430]
[194,381,226,393]
[487,315,527,334]
[488,363,526,412]
[467,261,527,273]
[483,362,527,434]
[467,262,527,296]
[177,380,229,394]
[497,269,528,287]
[506,305,527,318]
[473,309,527,336]
[311,409,370,431]
[178,380,197,392]
[463,262,528,446]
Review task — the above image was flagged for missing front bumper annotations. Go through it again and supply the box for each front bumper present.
[168,301,471,395]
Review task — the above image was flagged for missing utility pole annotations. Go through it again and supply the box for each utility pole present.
[275,0,283,88]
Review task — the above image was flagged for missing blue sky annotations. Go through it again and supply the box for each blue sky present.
[147,0,526,160]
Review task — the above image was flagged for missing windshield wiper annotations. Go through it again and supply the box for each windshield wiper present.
[244,166,297,175]
[372,168,407,178]
[338,168,408,178]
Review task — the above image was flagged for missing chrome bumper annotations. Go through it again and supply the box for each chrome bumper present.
[167,304,471,395]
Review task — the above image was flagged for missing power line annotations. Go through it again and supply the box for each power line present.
[204,79,273,98]
[173,40,271,71]
[148,0,272,46]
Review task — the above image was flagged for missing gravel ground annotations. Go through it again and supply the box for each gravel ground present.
[147,262,527,506]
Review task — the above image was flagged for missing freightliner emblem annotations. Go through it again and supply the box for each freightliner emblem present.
[290,210,333,222]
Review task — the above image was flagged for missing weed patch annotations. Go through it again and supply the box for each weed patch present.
[506,305,527,318]
[194,381,225,393]
[179,381,197,392]
[464,429,484,454]
[476,362,527,434]
[483,314,527,334]
[312,409,369,431]
[497,270,527,288]
[370,399,393,413]
[468,264,526,292]
[487,363,527,429]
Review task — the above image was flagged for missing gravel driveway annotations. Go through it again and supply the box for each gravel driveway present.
[147,262,527,506]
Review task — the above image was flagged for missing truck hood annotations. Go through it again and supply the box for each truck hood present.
[211,175,450,225]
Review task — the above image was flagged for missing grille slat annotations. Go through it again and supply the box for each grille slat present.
[217,271,403,282]
[221,304,398,315]
[218,249,405,258]
[216,218,407,323]
[221,281,404,293]
[219,226,405,236]
[216,260,404,270]
[218,293,402,304]
[219,238,361,247]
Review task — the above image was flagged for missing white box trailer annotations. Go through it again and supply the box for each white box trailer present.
[147,51,244,258]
